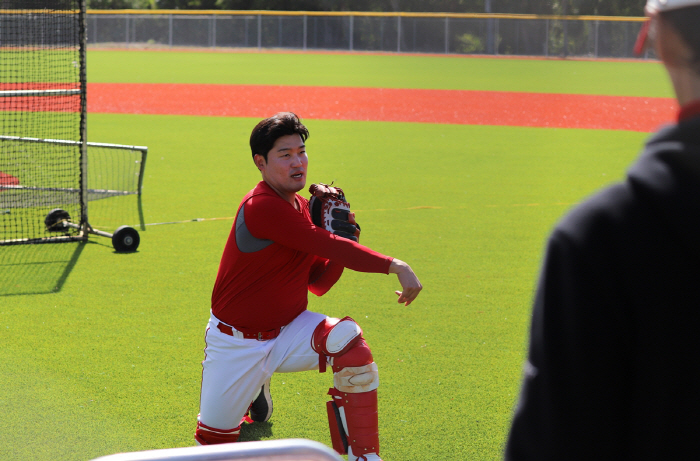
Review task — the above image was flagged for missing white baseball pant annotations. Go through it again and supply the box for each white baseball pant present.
[197,309,327,432]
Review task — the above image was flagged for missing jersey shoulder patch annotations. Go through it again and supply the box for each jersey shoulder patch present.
[235,203,273,253]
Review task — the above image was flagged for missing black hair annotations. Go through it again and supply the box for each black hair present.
[249,112,309,163]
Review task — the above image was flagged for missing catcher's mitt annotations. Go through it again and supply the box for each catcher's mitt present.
[308,183,361,242]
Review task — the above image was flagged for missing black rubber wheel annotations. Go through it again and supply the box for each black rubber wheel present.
[112,226,140,253]
[45,208,71,232]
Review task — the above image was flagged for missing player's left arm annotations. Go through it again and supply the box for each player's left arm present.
[246,194,391,274]
[306,187,361,295]
[306,184,423,304]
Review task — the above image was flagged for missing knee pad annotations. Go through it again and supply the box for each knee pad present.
[312,317,379,393]
[312,316,363,362]
[194,419,241,445]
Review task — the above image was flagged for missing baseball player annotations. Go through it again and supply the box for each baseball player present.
[505,1,700,459]
[195,112,422,461]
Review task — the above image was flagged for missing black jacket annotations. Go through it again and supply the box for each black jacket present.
[505,115,700,460]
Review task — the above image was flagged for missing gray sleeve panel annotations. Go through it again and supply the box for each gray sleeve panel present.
[236,203,273,253]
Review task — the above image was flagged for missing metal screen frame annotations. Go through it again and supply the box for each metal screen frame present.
[0,136,147,246]
[79,0,89,236]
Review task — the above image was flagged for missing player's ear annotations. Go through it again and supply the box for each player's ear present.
[253,154,266,172]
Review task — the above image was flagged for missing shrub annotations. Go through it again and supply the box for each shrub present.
[455,33,484,54]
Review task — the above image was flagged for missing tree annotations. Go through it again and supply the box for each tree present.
[87,0,155,8]
[3,0,76,7]
[82,0,646,14]
[152,0,217,8]
[572,0,644,16]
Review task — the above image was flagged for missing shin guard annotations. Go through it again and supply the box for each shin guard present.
[314,317,380,457]
[328,387,380,457]
[326,398,349,454]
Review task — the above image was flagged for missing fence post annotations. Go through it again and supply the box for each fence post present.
[303,15,307,51]
[349,15,354,51]
[397,15,401,53]
[444,16,449,54]
[594,20,599,57]
[168,14,172,47]
[495,18,499,55]
[257,14,262,49]
[125,14,129,47]
[380,16,384,51]
[212,15,216,48]
[485,0,494,54]
[487,17,494,54]
[545,18,549,56]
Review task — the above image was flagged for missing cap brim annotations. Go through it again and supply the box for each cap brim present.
[633,19,651,56]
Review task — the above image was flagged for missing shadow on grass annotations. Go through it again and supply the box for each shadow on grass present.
[239,421,274,442]
[0,241,85,296]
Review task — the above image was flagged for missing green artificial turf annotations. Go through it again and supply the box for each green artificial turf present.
[87,49,674,97]
[0,109,644,460]
[0,50,80,83]
[1,107,648,459]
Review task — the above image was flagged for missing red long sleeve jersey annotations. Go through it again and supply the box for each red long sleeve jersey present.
[211,181,393,332]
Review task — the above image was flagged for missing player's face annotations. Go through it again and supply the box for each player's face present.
[256,134,308,202]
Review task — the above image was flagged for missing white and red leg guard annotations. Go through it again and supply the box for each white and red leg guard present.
[194,419,241,445]
[312,317,381,460]
[328,388,380,459]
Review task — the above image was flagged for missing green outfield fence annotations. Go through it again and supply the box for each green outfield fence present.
[85,10,652,59]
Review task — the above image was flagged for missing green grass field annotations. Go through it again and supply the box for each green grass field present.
[0,50,668,460]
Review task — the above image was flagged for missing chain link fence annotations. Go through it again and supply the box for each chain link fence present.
[87,11,653,59]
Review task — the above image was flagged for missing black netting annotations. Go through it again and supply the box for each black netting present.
[84,143,145,232]
[1,0,86,244]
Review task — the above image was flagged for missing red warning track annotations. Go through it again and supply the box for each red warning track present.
[1,82,677,132]
[0,83,81,112]
[86,83,676,132]
[0,172,20,187]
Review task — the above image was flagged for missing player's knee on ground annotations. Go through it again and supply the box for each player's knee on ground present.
[312,316,379,393]
[195,420,241,445]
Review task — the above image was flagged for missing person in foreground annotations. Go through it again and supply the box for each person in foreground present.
[505,1,700,459]
[195,112,422,461]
